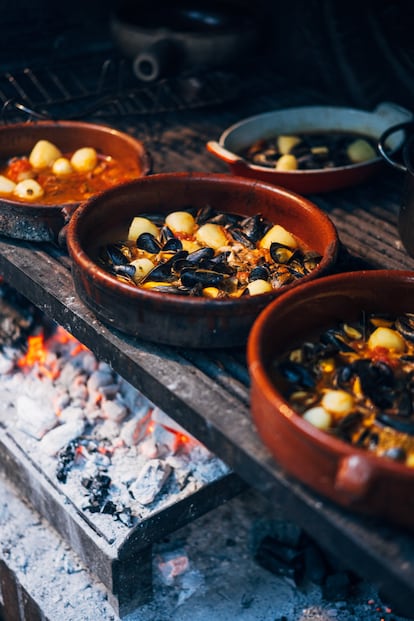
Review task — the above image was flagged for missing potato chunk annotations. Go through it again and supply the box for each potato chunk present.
[246,279,273,296]
[347,138,376,164]
[165,211,196,235]
[196,223,227,250]
[303,406,332,430]
[259,224,298,250]
[130,257,154,284]
[29,140,62,169]
[276,154,298,171]
[128,217,159,242]
[277,135,301,155]
[368,327,405,353]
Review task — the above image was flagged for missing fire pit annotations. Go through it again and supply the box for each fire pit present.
[0,281,244,616]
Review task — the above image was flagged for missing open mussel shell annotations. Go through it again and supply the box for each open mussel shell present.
[66,172,338,348]
[247,269,414,531]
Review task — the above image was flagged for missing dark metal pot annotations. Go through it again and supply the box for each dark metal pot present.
[110,1,259,82]
[378,120,414,257]
[66,172,339,349]
[0,121,151,243]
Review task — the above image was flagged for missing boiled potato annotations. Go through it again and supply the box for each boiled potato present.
[368,327,405,353]
[202,287,221,298]
[347,138,376,164]
[130,257,154,284]
[52,157,73,176]
[303,406,332,430]
[276,154,298,171]
[0,175,16,194]
[246,279,273,296]
[165,211,196,235]
[14,178,44,200]
[128,216,159,242]
[29,140,62,169]
[321,389,354,417]
[70,147,98,173]
[277,135,301,155]
[259,224,298,250]
[196,223,227,250]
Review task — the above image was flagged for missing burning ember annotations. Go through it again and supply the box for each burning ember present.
[0,310,229,535]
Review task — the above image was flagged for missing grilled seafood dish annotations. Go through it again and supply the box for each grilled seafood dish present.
[272,311,414,466]
[241,131,377,171]
[97,206,322,298]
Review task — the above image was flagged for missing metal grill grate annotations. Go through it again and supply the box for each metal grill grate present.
[0,55,243,122]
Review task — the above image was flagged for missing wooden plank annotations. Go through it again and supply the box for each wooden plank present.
[2,233,414,611]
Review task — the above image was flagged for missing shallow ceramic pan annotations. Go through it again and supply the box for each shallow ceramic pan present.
[0,120,151,242]
[207,102,412,194]
[247,269,414,530]
[66,172,339,349]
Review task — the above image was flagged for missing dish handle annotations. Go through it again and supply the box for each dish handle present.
[378,121,414,173]
[206,141,247,166]
[334,454,374,501]
[374,101,413,123]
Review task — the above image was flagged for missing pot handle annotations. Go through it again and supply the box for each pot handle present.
[378,121,414,173]
[334,454,374,501]
[133,39,180,82]
[206,141,247,166]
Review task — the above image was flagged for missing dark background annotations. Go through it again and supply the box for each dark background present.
[1,0,414,110]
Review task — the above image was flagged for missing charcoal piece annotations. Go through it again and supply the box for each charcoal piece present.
[258,535,304,565]
[255,547,300,581]
[254,535,304,584]
[251,518,304,552]
[56,440,78,483]
[322,571,352,601]
[303,542,328,585]
[81,471,112,512]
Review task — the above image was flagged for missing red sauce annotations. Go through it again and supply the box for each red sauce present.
[0,151,139,205]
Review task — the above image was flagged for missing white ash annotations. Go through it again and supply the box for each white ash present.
[129,459,173,506]
[0,325,230,543]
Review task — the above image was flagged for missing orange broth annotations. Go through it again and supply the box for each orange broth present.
[0,153,139,205]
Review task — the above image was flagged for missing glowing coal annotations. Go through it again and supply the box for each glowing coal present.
[0,322,230,536]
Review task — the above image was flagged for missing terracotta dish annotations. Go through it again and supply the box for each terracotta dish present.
[66,172,339,348]
[0,120,151,242]
[207,102,412,194]
[247,269,414,530]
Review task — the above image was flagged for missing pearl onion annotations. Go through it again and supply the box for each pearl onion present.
[14,179,44,201]
[70,147,98,173]
[0,175,16,194]
[52,157,73,176]
[29,140,62,169]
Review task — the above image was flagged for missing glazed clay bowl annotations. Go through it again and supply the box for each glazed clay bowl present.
[247,269,414,530]
[66,172,339,349]
[0,120,151,242]
[207,102,412,194]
